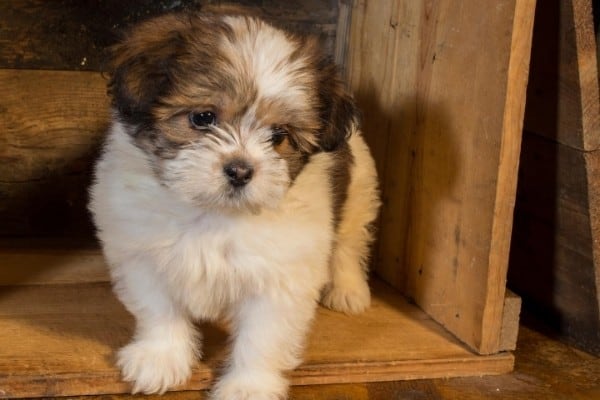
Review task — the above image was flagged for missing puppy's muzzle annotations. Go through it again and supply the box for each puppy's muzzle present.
[223,159,254,187]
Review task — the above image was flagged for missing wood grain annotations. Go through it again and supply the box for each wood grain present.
[0,70,109,237]
[508,0,600,355]
[499,290,521,351]
[0,254,513,398]
[0,0,339,71]
[345,0,535,354]
[0,248,109,286]
[510,133,600,355]
[29,323,600,400]
[523,0,600,151]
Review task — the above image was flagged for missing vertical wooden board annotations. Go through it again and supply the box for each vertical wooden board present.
[345,0,421,287]
[523,0,600,151]
[586,149,600,339]
[509,133,600,355]
[499,290,521,351]
[346,0,535,353]
[508,0,600,355]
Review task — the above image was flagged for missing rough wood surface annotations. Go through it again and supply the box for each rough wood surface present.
[523,0,600,151]
[345,0,534,354]
[499,290,521,351]
[510,132,600,355]
[0,250,513,398]
[0,0,339,71]
[0,247,108,286]
[21,322,600,400]
[508,0,600,355]
[0,70,108,237]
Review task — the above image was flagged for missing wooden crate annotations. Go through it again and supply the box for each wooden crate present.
[508,0,600,355]
[0,0,536,397]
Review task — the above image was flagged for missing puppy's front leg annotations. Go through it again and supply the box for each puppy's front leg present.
[211,295,316,400]
[112,263,199,394]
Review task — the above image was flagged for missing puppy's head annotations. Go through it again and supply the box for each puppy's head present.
[108,11,357,213]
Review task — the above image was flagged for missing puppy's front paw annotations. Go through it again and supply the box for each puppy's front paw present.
[117,339,195,394]
[211,371,287,400]
[321,276,371,314]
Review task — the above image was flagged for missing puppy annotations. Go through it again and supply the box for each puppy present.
[89,9,380,400]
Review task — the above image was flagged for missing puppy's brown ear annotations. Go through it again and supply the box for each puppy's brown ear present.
[317,62,358,152]
[107,14,189,125]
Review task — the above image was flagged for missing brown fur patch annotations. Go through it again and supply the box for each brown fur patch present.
[107,10,360,192]
[328,141,354,230]
[273,135,310,181]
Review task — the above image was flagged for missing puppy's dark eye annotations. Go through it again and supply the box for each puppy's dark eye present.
[189,111,217,129]
[271,127,288,145]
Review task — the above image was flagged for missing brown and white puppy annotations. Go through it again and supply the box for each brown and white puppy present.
[89,9,380,400]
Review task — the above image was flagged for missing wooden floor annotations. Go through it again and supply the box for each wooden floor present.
[61,319,599,400]
[0,248,597,399]
[0,247,514,398]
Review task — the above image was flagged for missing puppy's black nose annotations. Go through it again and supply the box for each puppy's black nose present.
[223,160,254,187]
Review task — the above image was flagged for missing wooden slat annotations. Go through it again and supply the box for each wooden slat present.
[509,133,600,355]
[523,0,600,151]
[586,149,600,347]
[0,0,339,71]
[499,290,521,351]
[508,0,600,355]
[0,271,513,398]
[345,0,534,354]
[0,248,109,286]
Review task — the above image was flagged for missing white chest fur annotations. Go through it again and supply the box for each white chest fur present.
[90,123,334,320]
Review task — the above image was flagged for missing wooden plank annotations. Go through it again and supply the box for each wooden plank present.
[14,324,600,400]
[586,149,600,341]
[523,0,600,150]
[508,0,600,355]
[509,133,600,355]
[0,0,339,71]
[345,0,535,354]
[499,290,521,351]
[0,69,109,237]
[481,0,536,354]
[0,248,109,286]
[0,273,513,398]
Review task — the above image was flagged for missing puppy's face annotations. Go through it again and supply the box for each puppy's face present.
[109,12,356,212]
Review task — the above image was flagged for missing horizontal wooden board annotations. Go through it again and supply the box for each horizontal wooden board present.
[0,0,339,71]
[0,69,108,237]
[0,248,108,286]
[0,251,513,398]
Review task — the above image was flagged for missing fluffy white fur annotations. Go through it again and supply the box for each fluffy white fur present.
[89,13,379,400]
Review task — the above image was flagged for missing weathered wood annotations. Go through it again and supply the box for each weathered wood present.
[0,248,108,286]
[27,324,600,400]
[0,251,513,398]
[345,0,534,354]
[0,70,109,237]
[499,290,521,351]
[523,0,600,150]
[510,133,600,355]
[508,0,600,355]
[0,0,339,71]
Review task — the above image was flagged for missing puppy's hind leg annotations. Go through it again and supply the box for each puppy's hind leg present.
[321,133,379,315]
[112,259,199,394]
[321,226,374,314]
